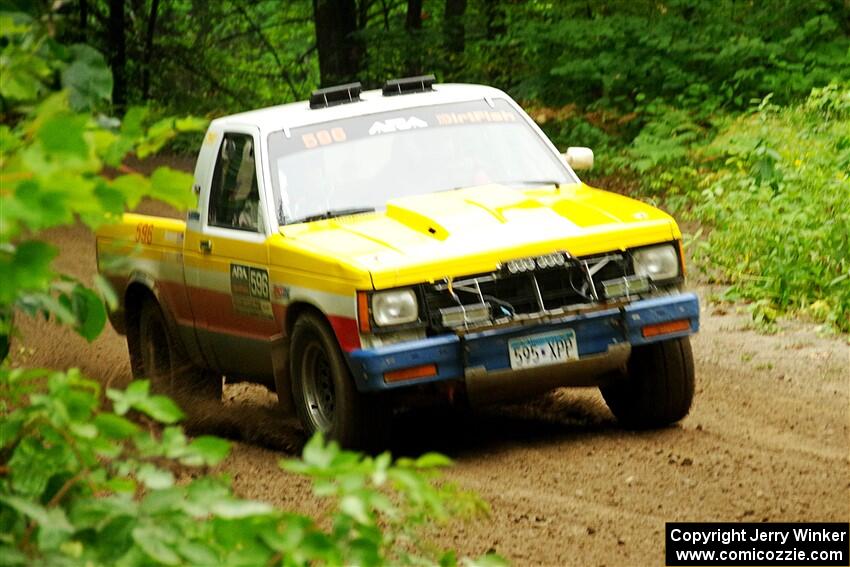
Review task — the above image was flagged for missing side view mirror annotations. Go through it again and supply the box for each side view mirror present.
[562,147,594,170]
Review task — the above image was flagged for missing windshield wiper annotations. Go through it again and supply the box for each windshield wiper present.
[501,180,565,189]
[442,179,566,193]
[286,207,375,225]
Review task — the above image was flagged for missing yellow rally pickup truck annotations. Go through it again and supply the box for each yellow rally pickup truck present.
[97,77,699,448]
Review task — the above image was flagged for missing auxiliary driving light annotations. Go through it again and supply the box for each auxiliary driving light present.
[439,303,491,327]
[505,252,568,274]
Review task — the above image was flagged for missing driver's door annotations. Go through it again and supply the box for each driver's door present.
[184,127,279,379]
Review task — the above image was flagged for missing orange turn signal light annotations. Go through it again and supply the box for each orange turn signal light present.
[357,291,371,333]
[383,364,438,384]
[642,319,690,338]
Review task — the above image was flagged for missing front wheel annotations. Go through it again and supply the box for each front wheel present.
[600,337,695,428]
[136,299,222,401]
[290,312,389,450]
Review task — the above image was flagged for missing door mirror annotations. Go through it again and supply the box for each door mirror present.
[562,147,594,170]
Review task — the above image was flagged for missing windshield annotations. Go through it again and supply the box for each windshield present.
[268,99,575,224]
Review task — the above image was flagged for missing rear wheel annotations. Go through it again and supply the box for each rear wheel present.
[600,337,694,428]
[290,312,389,450]
[136,299,222,400]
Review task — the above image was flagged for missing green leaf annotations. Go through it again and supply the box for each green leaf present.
[186,436,231,465]
[210,499,274,519]
[149,167,196,210]
[7,437,65,499]
[414,453,453,469]
[36,508,74,550]
[302,433,335,468]
[92,183,127,219]
[174,116,209,132]
[339,494,371,525]
[69,285,107,342]
[94,274,119,311]
[107,380,150,415]
[177,541,219,565]
[137,463,175,490]
[70,422,98,439]
[135,394,184,424]
[62,45,113,111]
[111,174,151,210]
[94,413,139,438]
[36,113,88,159]
[132,526,181,565]
[120,107,149,139]
[0,494,50,525]
[0,241,56,304]
[463,554,510,567]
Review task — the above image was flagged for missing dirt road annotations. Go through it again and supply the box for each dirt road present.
[11,216,849,567]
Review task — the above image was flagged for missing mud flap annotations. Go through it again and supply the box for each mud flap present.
[272,336,294,414]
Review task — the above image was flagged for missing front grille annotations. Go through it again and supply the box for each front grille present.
[421,253,632,330]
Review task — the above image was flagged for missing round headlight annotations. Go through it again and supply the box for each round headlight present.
[632,245,680,281]
[371,289,418,327]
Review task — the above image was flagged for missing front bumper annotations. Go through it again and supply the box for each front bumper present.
[347,292,700,397]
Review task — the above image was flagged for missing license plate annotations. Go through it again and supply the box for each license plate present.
[508,329,579,370]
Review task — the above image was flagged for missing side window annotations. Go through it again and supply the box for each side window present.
[209,133,264,232]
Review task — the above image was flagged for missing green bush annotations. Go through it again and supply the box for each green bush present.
[689,85,850,331]
[0,370,495,566]
[510,0,850,114]
[615,85,850,332]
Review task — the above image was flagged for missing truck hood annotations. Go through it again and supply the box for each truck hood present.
[278,183,679,288]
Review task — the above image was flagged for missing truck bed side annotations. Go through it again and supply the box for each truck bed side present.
[96,213,190,335]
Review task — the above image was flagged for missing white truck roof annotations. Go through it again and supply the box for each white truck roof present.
[210,83,511,136]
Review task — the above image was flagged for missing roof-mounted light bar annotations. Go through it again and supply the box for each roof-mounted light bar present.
[382,75,436,97]
[309,82,362,109]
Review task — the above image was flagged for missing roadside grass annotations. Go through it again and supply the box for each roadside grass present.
[574,84,850,333]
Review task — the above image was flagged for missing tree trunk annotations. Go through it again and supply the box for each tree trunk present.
[79,0,87,42]
[405,0,423,75]
[141,0,160,100]
[443,0,467,55]
[406,0,422,31]
[312,0,362,87]
[108,0,126,110]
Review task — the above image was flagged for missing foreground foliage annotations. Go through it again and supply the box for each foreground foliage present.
[0,12,204,359]
[0,369,495,566]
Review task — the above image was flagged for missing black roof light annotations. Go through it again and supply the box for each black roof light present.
[382,75,436,96]
[309,82,362,109]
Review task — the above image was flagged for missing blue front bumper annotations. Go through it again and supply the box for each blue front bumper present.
[347,292,700,393]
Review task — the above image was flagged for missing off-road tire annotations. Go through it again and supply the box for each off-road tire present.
[290,312,389,450]
[600,336,694,428]
[136,299,222,400]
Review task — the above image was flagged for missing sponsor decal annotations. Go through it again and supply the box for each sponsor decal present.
[163,230,184,244]
[301,127,347,149]
[272,284,290,301]
[435,110,517,125]
[230,263,274,319]
[368,116,428,135]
